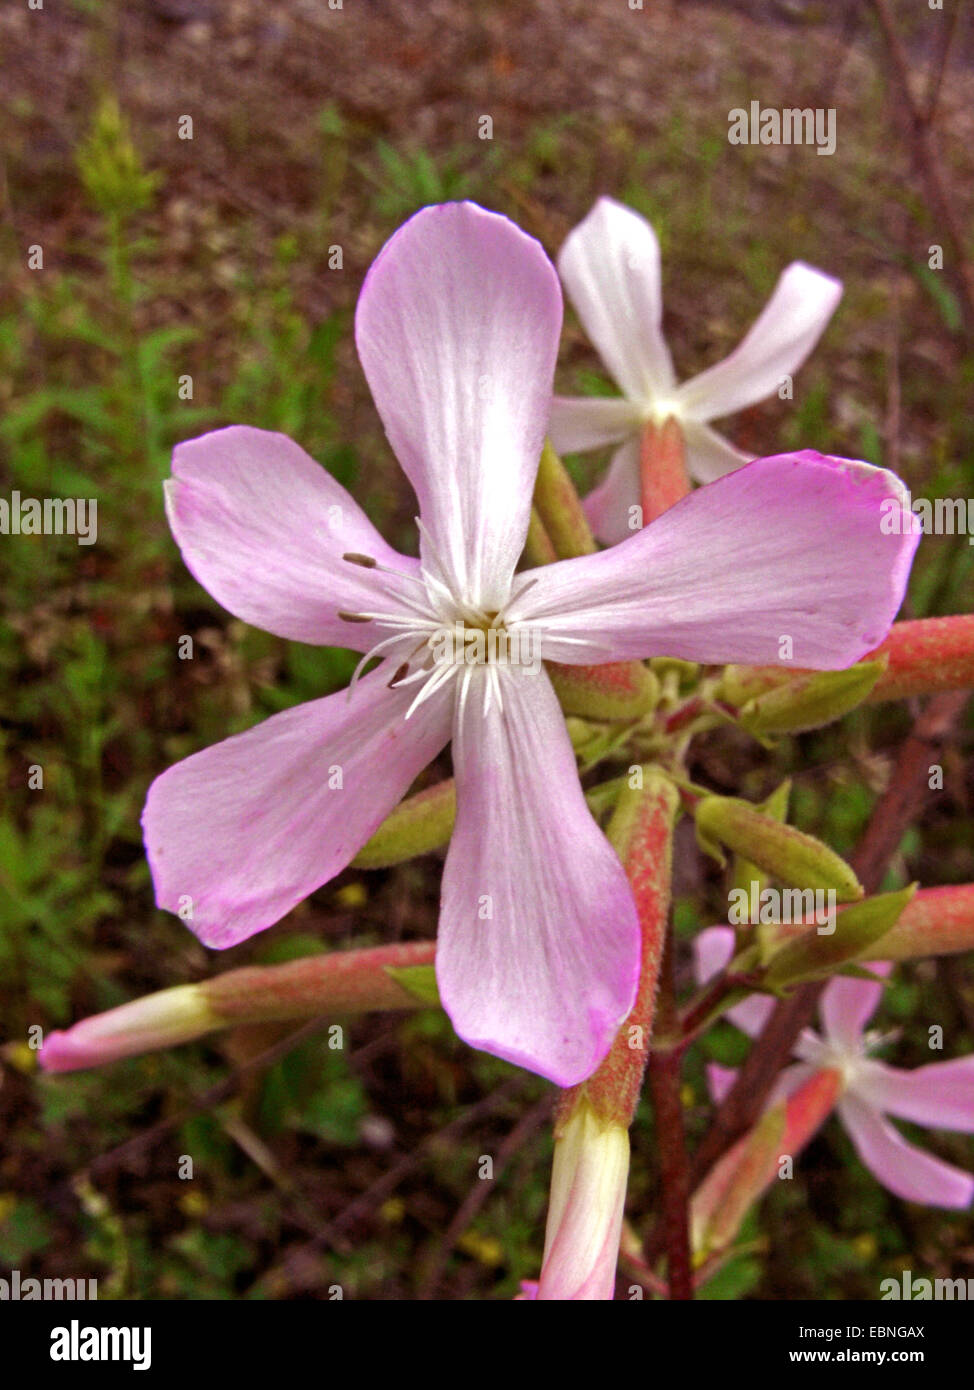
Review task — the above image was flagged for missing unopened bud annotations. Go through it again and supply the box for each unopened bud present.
[352,779,455,868]
[730,780,790,959]
[40,985,218,1073]
[537,1096,629,1301]
[40,942,438,1072]
[871,882,974,961]
[532,439,597,559]
[730,661,886,737]
[547,660,659,721]
[694,795,863,902]
[692,1069,841,1260]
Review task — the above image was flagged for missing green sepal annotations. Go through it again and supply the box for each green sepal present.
[352,780,455,868]
[531,439,596,559]
[383,964,441,1006]
[732,660,887,737]
[730,781,791,962]
[762,885,917,989]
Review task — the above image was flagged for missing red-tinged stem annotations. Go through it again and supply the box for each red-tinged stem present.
[663,696,704,735]
[647,932,694,1300]
[640,416,690,525]
[672,972,762,1053]
[574,773,678,1125]
[733,615,974,706]
[544,772,678,1300]
[205,939,436,1021]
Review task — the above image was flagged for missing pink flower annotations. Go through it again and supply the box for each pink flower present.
[144,201,917,1087]
[695,928,974,1207]
[549,197,843,543]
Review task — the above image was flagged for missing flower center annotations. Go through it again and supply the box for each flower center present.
[428,616,539,669]
[336,527,542,721]
[645,396,681,425]
[794,1024,899,1094]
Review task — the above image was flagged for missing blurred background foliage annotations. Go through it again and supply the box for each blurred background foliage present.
[0,0,972,1299]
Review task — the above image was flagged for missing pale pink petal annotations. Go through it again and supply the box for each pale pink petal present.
[855,1057,974,1132]
[165,426,420,648]
[582,436,642,547]
[558,197,676,402]
[694,926,737,984]
[509,453,918,668]
[548,396,642,456]
[707,1062,739,1104]
[143,667,452,949]
[674,262,842,423]
[437,666,640,1085]
[729,993,778,1039]
[681,420,752,482]
[838,1095,974,1208]
[355,202,562,610]
[693,927,776,1038]
[820,963,892,1050]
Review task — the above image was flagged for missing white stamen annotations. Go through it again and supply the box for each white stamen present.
[403,657,457,721]
[347,631,418,697]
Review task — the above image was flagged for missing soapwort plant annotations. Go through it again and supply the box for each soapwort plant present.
[41,201,974,1300]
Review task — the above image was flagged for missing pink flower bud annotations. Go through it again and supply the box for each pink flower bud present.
[536,1098,630,1301]
[40,985,217,1073]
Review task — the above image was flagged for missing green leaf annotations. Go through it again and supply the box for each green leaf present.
[383,964,440,1006]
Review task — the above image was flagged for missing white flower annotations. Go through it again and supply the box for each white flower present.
[550,197,843,543]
